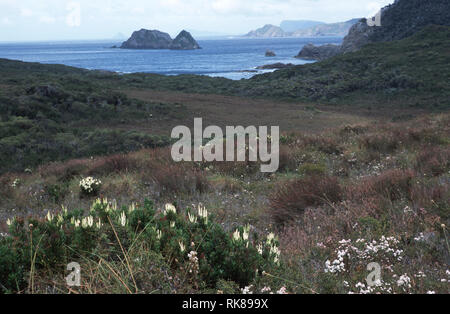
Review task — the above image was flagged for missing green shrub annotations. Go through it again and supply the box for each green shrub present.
[298,163,327,177]
[3,199,281,293]
[45,183,69,203]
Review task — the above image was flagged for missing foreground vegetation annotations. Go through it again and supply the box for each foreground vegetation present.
[1,113,448,294]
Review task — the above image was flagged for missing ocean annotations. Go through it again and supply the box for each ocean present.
[0,37,342,80]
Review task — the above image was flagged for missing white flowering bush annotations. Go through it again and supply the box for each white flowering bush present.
[321,236,449,294]
[0,199,283,293]
[11,178,21,188]
[79,176,102,196]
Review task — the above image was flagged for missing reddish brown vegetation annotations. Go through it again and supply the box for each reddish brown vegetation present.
[269,176,343,225]
[150,163,209,194]
[348,169,415,202]
[38,159,89,181]
[88,154,139,176]
[415,146,450,177]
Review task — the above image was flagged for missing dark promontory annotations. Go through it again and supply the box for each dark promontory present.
[120,29,200,50]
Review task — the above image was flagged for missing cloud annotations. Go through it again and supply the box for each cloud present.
[39,16,57,24]
[0,0,395,41]
[1,17,12,25]
[20,8,33,17]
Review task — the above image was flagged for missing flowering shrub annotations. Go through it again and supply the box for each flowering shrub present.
[79,176,102,196]
[0,200,282,293]
[321,236,449,294]
[11,178,21,188]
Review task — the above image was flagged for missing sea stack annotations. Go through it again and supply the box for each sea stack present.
[120,29,200,50]
[170,30,201,50]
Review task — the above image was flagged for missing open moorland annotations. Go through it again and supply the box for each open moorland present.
[0,24,449,294]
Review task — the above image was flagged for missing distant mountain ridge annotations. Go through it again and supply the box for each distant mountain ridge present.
[293,19,360,37]
[244,19,359,38]
[280,20,325,32]
[245,25,285,38]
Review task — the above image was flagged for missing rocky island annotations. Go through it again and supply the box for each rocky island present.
[120,29,200,50]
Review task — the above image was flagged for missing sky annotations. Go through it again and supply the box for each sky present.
[0,0,395,42]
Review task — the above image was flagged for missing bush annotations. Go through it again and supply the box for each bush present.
[45,183,69,203]
[39,159,89,182]
[79,177,102,197]
[88,154,138,176]
[2,200,281,293]
[0,238,27,293]
[415,147,450,176]
[151,164,209,195]
[270,176,343,226]
[359,133,399,153]
[367,169,415,201]
[298,163,327,177]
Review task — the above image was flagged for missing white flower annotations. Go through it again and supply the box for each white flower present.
[257,244,263,255]
[270,244,281,265]
[233,229,241,242]
[81,216,94,229]
[276,286,288,294]
[56,214,64,226]
[119,211,127,227]
[267,232,276,244]
[188,212,197,224]
[87,216,94,227]
[6,218,12,226]
[79,177,101,193]
[261,286,271,293]
[96,218,102,229]
[198,205,208,224]
[156,229,162,240]
[11,178,20,188]
[164,204,177,216]
[241,285,253,294]
[46,211,54,222]
[397,274,412,288]
[242,230,249,242]
[179,241,186,253]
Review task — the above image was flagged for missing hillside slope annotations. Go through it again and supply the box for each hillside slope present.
[239,25,450,108]
[342,0,450,52]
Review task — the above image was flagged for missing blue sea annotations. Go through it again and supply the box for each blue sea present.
[0,37,342,80]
